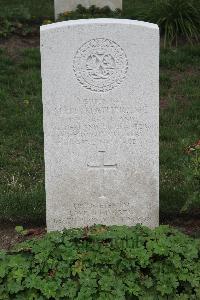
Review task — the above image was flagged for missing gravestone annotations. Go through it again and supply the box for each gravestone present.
[40,19,159,231]
[54,0,122,19]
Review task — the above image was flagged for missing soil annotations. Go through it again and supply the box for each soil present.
[0,35,39,59]
[0,224,46,251]
[165,217,200,237]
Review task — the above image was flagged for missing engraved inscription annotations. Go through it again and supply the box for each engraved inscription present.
[87,151,117,198]
[73,39,128,92]
[52,97,152,146]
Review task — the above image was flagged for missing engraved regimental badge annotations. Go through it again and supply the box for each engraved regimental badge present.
[73,38,128,92]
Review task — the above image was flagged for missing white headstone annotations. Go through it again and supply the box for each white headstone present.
[40,19,159,231]
[54,0,122,19]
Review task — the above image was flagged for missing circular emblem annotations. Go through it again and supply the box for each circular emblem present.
[73,38,128,92]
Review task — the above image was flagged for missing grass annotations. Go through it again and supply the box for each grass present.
[0,49,45,224]
[159,47,200,215]
[0,0,199,224]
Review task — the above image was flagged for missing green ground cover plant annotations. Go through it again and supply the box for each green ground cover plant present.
[0,225,200,299]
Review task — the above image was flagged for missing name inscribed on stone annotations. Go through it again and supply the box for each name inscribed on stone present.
[52,97,150,146]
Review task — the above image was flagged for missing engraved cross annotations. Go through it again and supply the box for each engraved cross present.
[87,151,117,198]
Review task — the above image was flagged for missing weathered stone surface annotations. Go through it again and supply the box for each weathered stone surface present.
[54,0,122,19]
[40,19,159,231]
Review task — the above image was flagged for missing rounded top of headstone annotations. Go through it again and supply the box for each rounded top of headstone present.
[40,18,159,32]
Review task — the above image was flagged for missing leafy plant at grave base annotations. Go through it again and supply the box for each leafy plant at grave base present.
[141,0,200,47]
[181,140,200,213]
[57,5,122,22]
[15,226,28,236]
[0,225,200,299]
